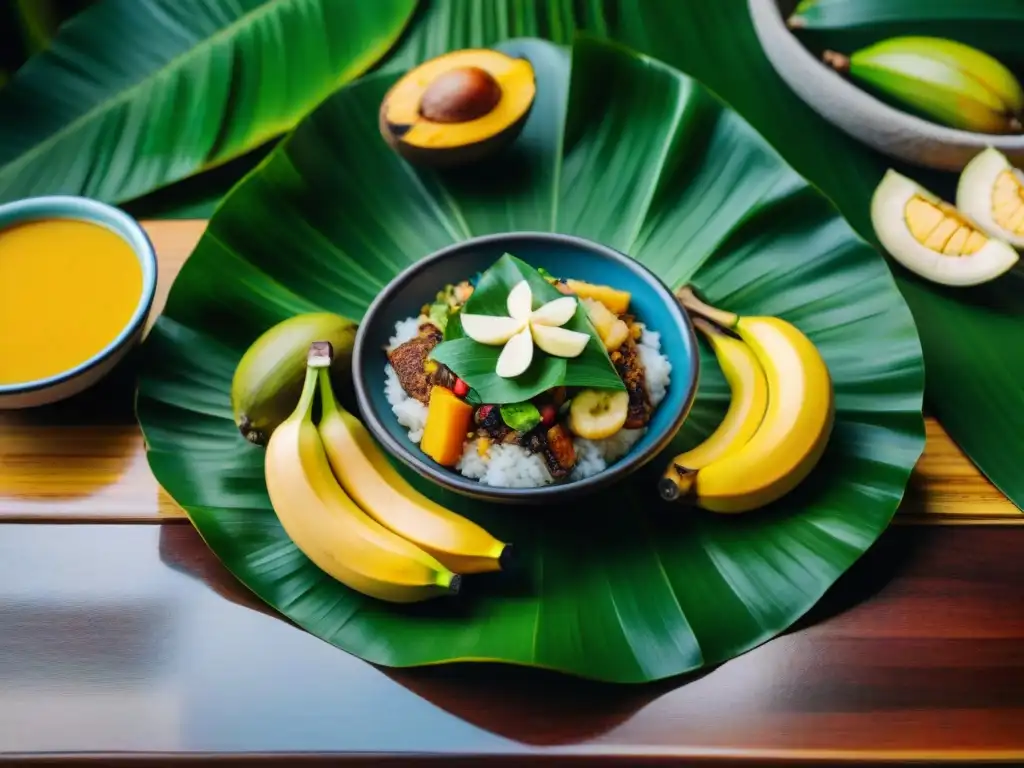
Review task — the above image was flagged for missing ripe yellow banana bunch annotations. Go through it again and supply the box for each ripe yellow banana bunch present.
[660,289,834,514]
[263,342,511,604]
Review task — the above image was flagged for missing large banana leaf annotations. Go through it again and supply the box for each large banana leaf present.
[787,0,1024,76]
[0,0,416,207]
[136,36,924,683]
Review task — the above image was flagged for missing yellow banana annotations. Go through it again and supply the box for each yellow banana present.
[659,317,768,501]
[672,289,835,514]
[264,343,459,602]
[315,349,511,574]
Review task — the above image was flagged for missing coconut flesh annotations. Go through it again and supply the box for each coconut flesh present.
[870,168,1018,287]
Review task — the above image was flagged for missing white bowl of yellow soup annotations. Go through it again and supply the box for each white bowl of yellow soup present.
[0,196,158,409]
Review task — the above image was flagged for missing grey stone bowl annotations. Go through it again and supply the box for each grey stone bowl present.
[749,0,1024,172]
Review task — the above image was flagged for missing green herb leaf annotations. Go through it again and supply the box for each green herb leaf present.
[443,309,464,341]
[429,253,624,404]
[500,402,542,432]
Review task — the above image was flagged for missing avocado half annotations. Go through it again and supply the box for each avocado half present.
[379,48,537,168]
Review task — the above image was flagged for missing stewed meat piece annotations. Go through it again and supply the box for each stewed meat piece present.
[387,324,443,404]
[611,329,653,429]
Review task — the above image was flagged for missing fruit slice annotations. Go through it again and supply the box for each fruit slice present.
[495,326,533,378]
[530,296,577,326]
[506,279,533,322]
[421,386,474,467]
[459,313,523,345]
[568,389,629,441]
[530,323,589,358]
[870,169,1018,286]
[564,279,631,315]
[379,48,536,168]
[956,147,1024,247]
[942,226,971,255]
[581,297,630,350]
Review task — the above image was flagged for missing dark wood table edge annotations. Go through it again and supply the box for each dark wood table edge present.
[5,752,1024,767]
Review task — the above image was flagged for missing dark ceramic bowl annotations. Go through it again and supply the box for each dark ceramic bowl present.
[352,232,699,504]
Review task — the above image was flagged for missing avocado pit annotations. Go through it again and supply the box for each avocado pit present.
[420,67,502,124]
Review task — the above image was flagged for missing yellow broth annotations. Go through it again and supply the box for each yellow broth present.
[0,219,143,385]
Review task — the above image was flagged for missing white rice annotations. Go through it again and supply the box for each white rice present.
[384,316,672,488]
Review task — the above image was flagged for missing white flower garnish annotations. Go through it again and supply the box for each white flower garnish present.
[459,280,591,378]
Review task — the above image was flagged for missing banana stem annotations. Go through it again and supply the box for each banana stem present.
[317,368,340,419]
[692,315,732,341]
[308,341,333,368]
[676,286,738,329]
[822,50,850,74]
[294,366,320,425]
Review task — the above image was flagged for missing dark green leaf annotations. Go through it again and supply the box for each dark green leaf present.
[137,36,925,682]
[0,0,416,206]
[430,252,622,404]
[430,335,565,404]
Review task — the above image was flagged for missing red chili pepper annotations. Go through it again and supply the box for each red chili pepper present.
[540,404,557,427]
[453,378,469,397]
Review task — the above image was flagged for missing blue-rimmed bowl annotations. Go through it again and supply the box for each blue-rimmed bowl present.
[0,196,158,409]
[353,232,700,504]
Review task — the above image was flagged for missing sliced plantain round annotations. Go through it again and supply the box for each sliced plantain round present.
[956,146,1024,248]
[870,168,1018,286]
[379,48,536,168]
[568,389,629,441]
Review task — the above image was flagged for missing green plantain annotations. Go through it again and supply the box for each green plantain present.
[823,36,1024,134]
[231,312,357,446]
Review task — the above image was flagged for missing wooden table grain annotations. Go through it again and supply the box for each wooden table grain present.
[0,220,1019,524]
[2,220,1024,765]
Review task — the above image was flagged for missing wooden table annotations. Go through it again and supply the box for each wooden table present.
[1,222,1022,765]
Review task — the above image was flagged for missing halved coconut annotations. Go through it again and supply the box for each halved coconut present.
[956,147,1024,248]
[870,169,1018,287]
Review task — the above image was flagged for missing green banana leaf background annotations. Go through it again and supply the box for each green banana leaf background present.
[136,36,925,683]
[0,0,415,207]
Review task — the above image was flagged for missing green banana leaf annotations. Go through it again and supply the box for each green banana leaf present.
[788,0,1024,75]
[136,36,925,683]
[0,0,417,207]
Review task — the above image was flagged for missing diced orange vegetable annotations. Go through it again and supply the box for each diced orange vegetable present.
[421,387,474,467]
[564,279,631,315]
